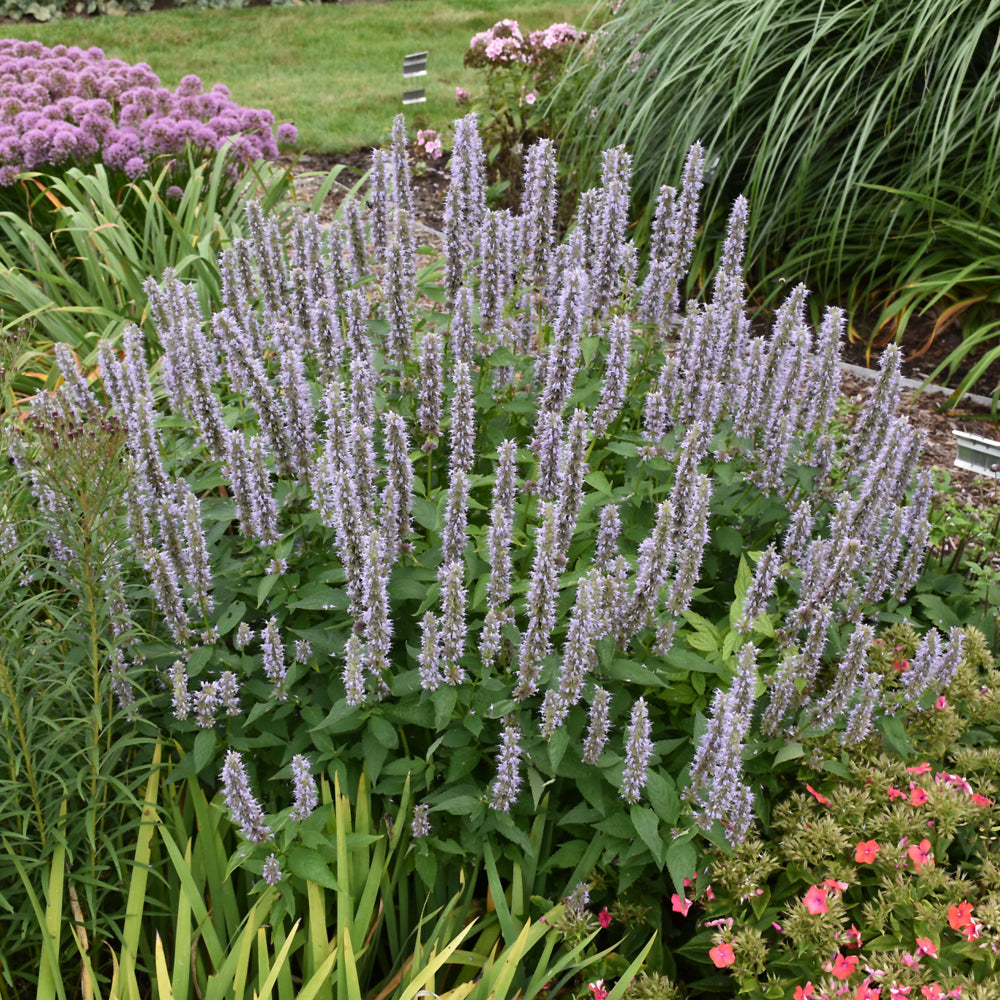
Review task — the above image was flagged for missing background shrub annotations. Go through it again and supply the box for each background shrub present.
[555,0,1000,375]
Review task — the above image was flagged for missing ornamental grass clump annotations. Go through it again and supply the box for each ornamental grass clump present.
[42,116,970,910]
[0,38,296,186]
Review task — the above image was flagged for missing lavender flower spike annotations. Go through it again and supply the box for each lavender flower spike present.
[289,754,318,821]
[220,750,271,844]
[621,697,653,804]
[489,719,523,811]
[582,686,613,765]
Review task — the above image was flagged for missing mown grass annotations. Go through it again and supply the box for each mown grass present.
[0,0,596,153]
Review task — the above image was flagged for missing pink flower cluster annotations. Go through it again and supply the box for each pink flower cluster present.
[465,18,587,70]
[0,38,295,185]
[468,19,526,66]
[413,129,443,160]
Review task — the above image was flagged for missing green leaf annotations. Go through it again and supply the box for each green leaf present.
[878,715,914,759]
[214,600,247,637]
[584,470,612,495]
[665,836,697,899]
[631,806,664,866]
[288,586,348,611]
[773,742,805,767]
[367,715,399,751]
[664,647,723,674]
[645,771,680,826]
[193,729,216,775]
[288,847,340,890]
[548,727,570,771]
[431,685,458,730]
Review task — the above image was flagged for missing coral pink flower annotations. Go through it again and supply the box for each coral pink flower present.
[888,786,907,801]
[948,901,974,930]
[921,987,943,1000]
[889,987,912,999]
[806,783,831,805]
[970,793,992,807]
[824,878,849,897]
[855,981,881,1000]
[709,942,735,968]
[907,762,932,775]
[915,936,938,958]
[907,839,933,871]
[794,985,817,1000]
[842,924,862,949]
[670,893,692,916]
[831,953,858,980]
[803,885,829,914]
[855,840,880,863]
[909,784,929,806]
[588,980,608,1000]
[961,919,983,941]
[598,907,612,928]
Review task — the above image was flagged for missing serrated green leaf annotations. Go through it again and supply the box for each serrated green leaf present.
[631,806,664,865]
[773,742,805,767]
[288,848,340,889]
[665,837,697,898]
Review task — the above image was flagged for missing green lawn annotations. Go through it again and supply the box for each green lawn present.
[0,0,597,152]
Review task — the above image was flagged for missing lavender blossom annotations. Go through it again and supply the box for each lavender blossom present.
[449,285,476,365]
[486,440,519,611]
[735,544,781,634]
[295,640,313,664]
[625,498,675,636]
[217,671,241,716]
[168,659,190,721]
[383,238,414,366]
[489,719,523,811]
[595,504,622,571]
[540,570,604,737]
[621,697,653,804]
[193,681,220,729]
[220,750,271,844]
[515,501,563,700]
[289,754,318,821]
[639,142,704,330]
[842,344,903,475]
[178,483,213,619]
[443,113,486,293]
[418,611,443,691]
[810,623,875,730]
[234,621,253,651]
[441,469,470,567]
[143,548,191,644]
[262,854,283,885]
[478,208,515,334]
[555,409,590,553]
[539,266,590,414]
[591,315,631,437]
[900,627,964,706]
[411,803,432,838]
[437,560,467,684]
[261,616,287,696]
[380,411,414,562]
[531,409,563,500]
[342,632,366,707]
[582,686,613,764]
[418,330,444,444]
[664,472,711,615]
[223,430,279,545]
[450,360,476,476]
[688,643,758,842]
[519,138,558,289]
[589,145,635,315]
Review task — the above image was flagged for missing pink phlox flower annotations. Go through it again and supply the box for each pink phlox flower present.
[588,980,608,1000]
[961,918,983,941]
[703,916,733,929]
[889,987,911,999]
[670,893,692,916]
[900,953,921,968]
[830,952,859,980]
[794,985,817,1000]
[842,924,863,949]
[855,840,880,863]
[948,901,974,930]
[888,786,907,801]
[855,981,881,1000]
[907,838,933,871]
[806,783,832,805]
[705,884,715,901]
[920,986,944,1000]
[915,936,938,958]
[598,906,611,928]
[909,783,929,806]
[824,878,849,898]
[804,884,829,914]
[935,695,947,709]
[907,762,932,775]
[709,942,735,968]
[970,793,992,807]
[934,772,973,795]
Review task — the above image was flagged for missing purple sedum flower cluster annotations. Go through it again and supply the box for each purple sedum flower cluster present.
[0,38,296,185]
